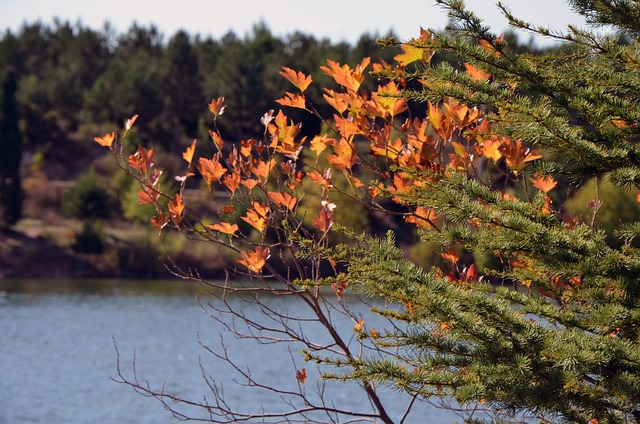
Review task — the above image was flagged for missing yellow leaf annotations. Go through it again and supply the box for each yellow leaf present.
[395,44,433,67]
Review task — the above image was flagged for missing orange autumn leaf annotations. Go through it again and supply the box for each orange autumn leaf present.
[197,157,226,188]
[240,139,255,157]
[207,222,238,235]
[237,246,270,273]
[501,139,542,173]
[128,146,154,174]
[369,182,383,199]
[373,81,407,118]
[310,135,331,156]
[182,140,197,166]
[530,174,557,193]
[443,99,481,128]
[276,92,307,109]
[391,173,411,197]
[308,170,332,191]
[296,368,307,384]
[222,170,241,194]
[441,248,459,265]
[94,132,115,148]
[323,89,349,114]
[370,328,380,338]
[209,130,224,152]
[267,191,297,211]
[320,58,370,92]
[479,137,502,161]
[348,174,364,189]
[251,158,276,180]
[450,141,471,170]
[279,67,313,92]
[125,114,138,131]
[462,264,480,282]
[150,212,170,229]
[395,42,434,66]
[137,186,158,205]
[242,202,269,233]
[314,208,333,233]
[479,37,502,57]
[269,110,304,158]
[241,179,259,190]
[405,206,438,229]
[327,137,356,170]
[168,193,185,225]
[464,63,491,81]
[208,97,226,117]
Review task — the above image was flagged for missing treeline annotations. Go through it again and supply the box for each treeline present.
[0,21,408,168]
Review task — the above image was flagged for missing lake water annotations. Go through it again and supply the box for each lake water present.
[0,280,462,423]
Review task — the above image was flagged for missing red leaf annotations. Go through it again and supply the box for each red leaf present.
[128,147,154,174]
[150,212,169,229]
[314,208,333,233]
[296,368,307,384]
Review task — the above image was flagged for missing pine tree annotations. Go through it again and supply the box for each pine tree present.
[0,70,23,227]
[343,1,640,422]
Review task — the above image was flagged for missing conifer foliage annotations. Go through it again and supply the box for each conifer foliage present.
[101,1,640,423]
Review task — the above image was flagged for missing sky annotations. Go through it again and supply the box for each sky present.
[0,0,589,46]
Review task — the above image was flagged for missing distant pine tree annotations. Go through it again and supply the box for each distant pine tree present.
[0,70,23,227]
